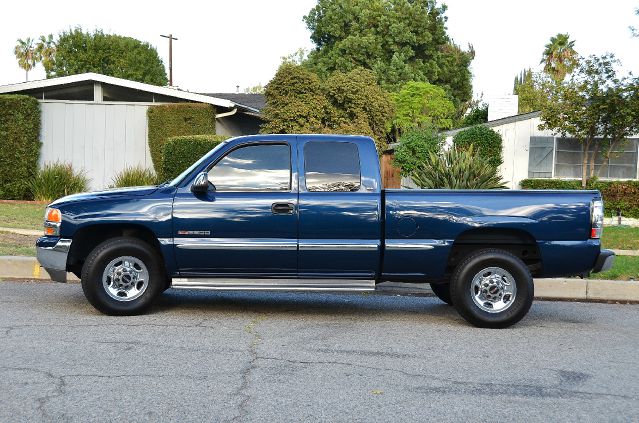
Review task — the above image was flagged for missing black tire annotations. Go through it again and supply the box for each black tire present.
[430,283,453,305]
[450,249,534,329]
[81,237,164,315]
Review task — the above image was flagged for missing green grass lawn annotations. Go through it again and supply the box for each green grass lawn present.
[601,226,639,250]
[588,256,639,281]
[0,202,46,231]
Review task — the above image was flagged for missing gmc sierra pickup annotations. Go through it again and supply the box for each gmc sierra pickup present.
[36,134,614,328]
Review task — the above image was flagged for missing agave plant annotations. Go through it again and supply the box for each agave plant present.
[410,145,506,189]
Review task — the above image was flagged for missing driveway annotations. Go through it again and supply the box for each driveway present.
[1,281,638,422]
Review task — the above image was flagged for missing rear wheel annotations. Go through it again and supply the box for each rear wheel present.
[430,283,453,305]
[450,249,533,328]
[81,237,163,315]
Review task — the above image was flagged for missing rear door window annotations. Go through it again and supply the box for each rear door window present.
[304,142,361,192]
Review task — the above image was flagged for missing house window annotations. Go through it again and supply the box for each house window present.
[528,137,639,179]
[528,136,554,178]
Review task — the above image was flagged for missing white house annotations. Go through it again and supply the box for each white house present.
[0,73,264,190]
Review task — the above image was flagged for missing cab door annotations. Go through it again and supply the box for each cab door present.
[297,139,381,279]
[172,141,298,277]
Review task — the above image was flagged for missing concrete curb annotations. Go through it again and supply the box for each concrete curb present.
[0,227,41,236]
[1,256,637,302]
[611,249,639,256]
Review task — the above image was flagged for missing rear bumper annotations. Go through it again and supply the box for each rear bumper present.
[592,249,615,273]
[36,237,72,283]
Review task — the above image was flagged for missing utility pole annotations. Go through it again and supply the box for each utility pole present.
[160,33,178,86]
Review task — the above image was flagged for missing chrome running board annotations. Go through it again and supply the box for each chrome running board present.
[171,278,375,292]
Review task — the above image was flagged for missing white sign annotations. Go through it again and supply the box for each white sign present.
[488,95,519,121]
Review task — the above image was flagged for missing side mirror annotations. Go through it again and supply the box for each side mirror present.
[191,172,213,194]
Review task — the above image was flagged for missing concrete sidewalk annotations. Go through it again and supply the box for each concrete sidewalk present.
[2,255,637,303]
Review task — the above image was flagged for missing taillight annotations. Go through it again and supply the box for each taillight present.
[590,200,603,239]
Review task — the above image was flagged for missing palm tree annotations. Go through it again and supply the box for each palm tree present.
[36,34,56,77]
[14,38,39,81]
[540,33,578,82]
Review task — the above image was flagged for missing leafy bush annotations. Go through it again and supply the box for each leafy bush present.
[411,145,506,189]
[393,127,443,176]
[30,163,89,202]
[392,81,456,132]
[161,135,229,181]
[452,125,503,169]
[147,104,216,172]
[520,178,639,218]
[111,166,157,188]
[0,95,41,199]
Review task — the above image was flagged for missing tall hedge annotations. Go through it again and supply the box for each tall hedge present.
[452,125,503,170]
[161,135,229,181]
[520,178,639,218]
[147,104,216,172]
[0,95,41,199]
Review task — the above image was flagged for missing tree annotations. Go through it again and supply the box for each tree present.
[323,68,394,150]
[513,69,548,113]
[35,34,56,76]
[630,8,639,37]
[261,63,330,134]
[540,33,578,82]
[244,84,265,94]
[392,82,456,135]
[539,54,639,187]
[458,102,487,127]
[45,28,168,86]
[452,125,503,170]
[14,38,39,81]
[261,64,394,151]
[302,0,474,109]
[393,127,443,176]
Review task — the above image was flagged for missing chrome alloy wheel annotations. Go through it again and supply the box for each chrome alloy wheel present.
[470,267,517,313]
[102,256,149,301]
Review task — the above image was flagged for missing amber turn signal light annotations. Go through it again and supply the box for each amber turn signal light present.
[45,207,61,223]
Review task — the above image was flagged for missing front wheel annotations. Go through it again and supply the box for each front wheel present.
[450,249,534,328]
[81,237,164,315]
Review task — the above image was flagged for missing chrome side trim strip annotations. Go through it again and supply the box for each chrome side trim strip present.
[157,238,173,246]
[299,239,379,251]
[385,239,448,250]
[175,238,297,250]
[171,278,375,291]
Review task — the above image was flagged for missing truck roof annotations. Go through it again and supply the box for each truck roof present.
[229,134,375,144]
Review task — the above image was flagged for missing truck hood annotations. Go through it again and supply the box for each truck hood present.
[50,186,159,206]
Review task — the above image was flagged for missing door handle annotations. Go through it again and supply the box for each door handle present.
[272,202,295,215]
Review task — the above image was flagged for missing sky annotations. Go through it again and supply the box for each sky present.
[1,0,638,101]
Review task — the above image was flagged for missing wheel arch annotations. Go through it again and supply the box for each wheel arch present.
[447,228,542,276]
[67,224,168,278]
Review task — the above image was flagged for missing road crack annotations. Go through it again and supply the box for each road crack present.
[230,315,265,423]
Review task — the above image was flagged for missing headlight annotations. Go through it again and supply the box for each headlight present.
[44,207,61,236]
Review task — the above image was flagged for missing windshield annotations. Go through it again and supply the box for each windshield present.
[167,141,230,187]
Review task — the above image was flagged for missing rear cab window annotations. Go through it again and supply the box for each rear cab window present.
[304,142,361,192]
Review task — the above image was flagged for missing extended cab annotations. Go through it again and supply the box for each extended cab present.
[36,135,614,328]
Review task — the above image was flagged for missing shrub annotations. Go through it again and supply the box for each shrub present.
[393,127,443,176]
[411,145,506,189]
[520,178,639,218]
[147,104,216,172]
[161,135,229,181]
[30,163,89,202]
[452,125,503,169]
[0,95,41,199]
[111,166,157,188]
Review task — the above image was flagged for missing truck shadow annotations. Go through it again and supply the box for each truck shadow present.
[154,289,459,320]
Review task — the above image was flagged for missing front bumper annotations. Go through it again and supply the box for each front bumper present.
[36,237,72,282]
[592,249,615,273]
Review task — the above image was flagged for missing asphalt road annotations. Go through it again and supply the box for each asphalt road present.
[1,281,638,422]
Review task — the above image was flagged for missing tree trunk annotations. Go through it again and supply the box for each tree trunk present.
[581,139,591,188]
[589,139,600,178]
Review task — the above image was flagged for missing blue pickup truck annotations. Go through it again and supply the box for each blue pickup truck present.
[36,134,614,328]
